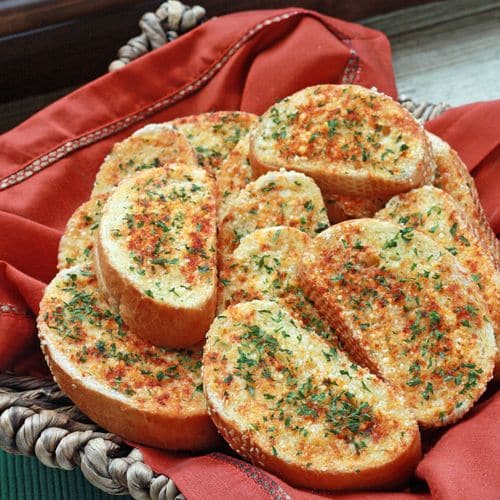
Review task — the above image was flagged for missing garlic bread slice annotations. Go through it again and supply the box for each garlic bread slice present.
[58,194,107,270]
[376,185,500,376]
[217,134,253,219]
[218,226,336,345]
[218,170,329,267]
[95,166,217,348]
[203,300,421,491]
[428,132,499,267]
[92,123,197,197]
[250,84,434,198]
[171,111,258,176]
[38,264,220,451]
[299,219,496,428]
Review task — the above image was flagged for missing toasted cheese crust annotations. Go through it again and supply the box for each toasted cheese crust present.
[218,226,337,344]
[96,166,217,347]
[58,195,107,270]
[91,124,197,197]
[427,132,499,267]
[218,170,329,267]
[171,111,258,175]
[376,185,500,375]
[203,300,420,490]
[299,219,496,428]
[37,265,220,451]
[251,84,434,198]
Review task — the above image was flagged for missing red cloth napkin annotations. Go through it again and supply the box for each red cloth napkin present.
[0,7,498,499]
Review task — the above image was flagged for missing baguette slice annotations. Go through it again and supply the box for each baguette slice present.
[37,264,220,451]
[218,170,329,267]
[217,134,253,219]
[203,300,421,491]
[299,219,496,428]
[91,123,197,197]
[59,163,208,271]
[324,192,388,223]
[58,194,107,270]
[250,84,435,198]
[218,226,337,345]
[95,166,217,348]
[427,132,499,267]
[376,185,500,376]
[171,111,258,176]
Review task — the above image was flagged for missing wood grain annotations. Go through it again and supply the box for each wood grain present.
[365,0,500,106]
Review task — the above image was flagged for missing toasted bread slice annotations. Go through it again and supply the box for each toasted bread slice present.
[299,219,496,428]
[203,300,421,490]
[376,185,500,376]
[217,134,254,219]
[91,123,197,197]
[250,84,434,198]
[37,264,220,451]
[95,166,217,348]
[59,163,207,271]
[58,195,107,270]
[218,226,337,344]
[427,132,499,267]
[218,170,329,267]
[324,193,388,223]
[171,111,258,176]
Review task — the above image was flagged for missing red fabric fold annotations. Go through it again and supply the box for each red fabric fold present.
[0,7,497,499]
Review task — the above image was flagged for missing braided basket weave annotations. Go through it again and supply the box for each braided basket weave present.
[0,2,450,498]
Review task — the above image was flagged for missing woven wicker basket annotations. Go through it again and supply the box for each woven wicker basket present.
[0,2,450,498]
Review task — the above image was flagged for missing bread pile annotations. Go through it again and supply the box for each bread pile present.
[38,85,498,490]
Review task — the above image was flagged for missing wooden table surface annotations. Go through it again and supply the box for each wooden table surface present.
[1,0,499,133]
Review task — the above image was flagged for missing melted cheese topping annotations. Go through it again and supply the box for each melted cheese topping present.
[219,170,329,264]
[301,219,496,427]
[219,226,336,344]
[204,300,417,471]
[172,112,257,175]
[92,124,197,197]
[40,265,205,412]
[58,195,107,269]
[100,167,216,305]
[254,85,427,178]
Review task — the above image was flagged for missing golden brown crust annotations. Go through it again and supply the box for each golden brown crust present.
[299,219,496,428]
[37,265,221,451]
[428,132,499,268]
[250,84,434,198]
[203,300,421,490]
[95,167,217,348]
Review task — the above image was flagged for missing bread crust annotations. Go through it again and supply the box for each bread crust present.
[250,84,434,198]
[95,167,217,348]
[299,219,496,428]
[203,300,421,490]
[38,265,221,451]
